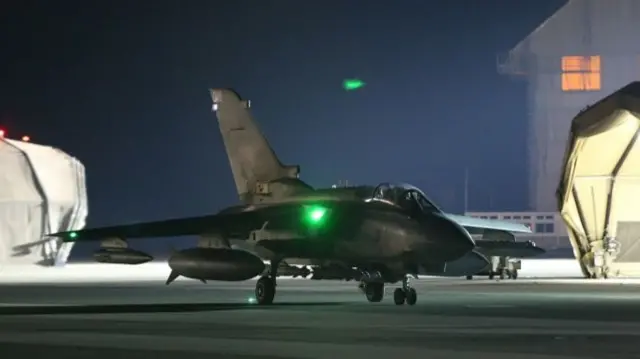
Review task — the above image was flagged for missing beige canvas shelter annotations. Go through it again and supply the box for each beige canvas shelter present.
[0,138,87,270]
[558,81,640,278]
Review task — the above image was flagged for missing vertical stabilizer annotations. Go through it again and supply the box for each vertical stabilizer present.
[210,89,307,203]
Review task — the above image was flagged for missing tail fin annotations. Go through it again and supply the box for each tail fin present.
[210,89,310,203]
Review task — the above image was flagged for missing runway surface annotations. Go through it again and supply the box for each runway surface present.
[2,278,640,359]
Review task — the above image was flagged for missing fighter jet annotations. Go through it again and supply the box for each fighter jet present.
[49,89,529,306]
[51,183,479,306]
[210,88,537,278]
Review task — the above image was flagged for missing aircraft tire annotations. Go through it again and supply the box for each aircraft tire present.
[405,288,417,306]
[365,283,383,303]
[255,276,275,305]
[466,275,473,280]
[488,272,495,280]
[393,288,406,305]
[511,270,518,280]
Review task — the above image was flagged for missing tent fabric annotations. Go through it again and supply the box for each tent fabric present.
[0,139,87,269]
[557,81,640,278]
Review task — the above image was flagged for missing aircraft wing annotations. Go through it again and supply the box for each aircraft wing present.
[48,200,351,242]
[443,213,532,234]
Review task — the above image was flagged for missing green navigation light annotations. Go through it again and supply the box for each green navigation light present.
[305,206,328,225]
[68,232,78,239]
[342,79,365,91]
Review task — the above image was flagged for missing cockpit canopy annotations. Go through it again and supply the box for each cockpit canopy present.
[369,182,443,215]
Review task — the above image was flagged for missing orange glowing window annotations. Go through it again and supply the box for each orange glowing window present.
[561,56,601,91]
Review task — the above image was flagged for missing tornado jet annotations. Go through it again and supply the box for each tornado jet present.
[49,88,530,306]
[52,182,478,305]
[208,88,535,279]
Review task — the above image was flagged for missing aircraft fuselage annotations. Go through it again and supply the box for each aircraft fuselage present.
[227,200,479,282]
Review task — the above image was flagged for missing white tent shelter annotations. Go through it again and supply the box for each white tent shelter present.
[558,81,640,278]
[0,138,87,269]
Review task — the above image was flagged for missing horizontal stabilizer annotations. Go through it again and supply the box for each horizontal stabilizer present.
[444,213,532,234]
[474,239,546,258]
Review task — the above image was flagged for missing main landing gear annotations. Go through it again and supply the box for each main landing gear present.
[488,268,518,280]
[487,257,520,280]
[362,282,384,303]
[254,259,280,305]
[255,276,276,305]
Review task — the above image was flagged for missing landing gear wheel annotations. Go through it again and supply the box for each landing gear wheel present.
[405,288,417,306]
[511,269,518,280]
[357,281,365,292]
[499,270,506,280]
[364,282,384,303]
[255,276,276,305]
[393,288,406,305]
[488,272,495,280]
[466,275,473,280]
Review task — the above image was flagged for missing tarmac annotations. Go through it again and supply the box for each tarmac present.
[2,272,640,359]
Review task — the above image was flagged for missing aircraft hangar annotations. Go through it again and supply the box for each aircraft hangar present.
[558,82,640,278]
[498,0,640,212]
[498,0,640,277]
[0,135,88,269]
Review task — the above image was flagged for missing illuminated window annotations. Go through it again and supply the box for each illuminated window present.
[561,56,601,91]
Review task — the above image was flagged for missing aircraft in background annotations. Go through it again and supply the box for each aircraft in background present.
[50,89,532,306]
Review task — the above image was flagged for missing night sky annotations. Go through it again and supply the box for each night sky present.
[2,1,566,256]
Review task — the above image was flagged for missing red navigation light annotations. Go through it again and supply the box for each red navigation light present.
[0,129,4,137]
[21,135,30,142]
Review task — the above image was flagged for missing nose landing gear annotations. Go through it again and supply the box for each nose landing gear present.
[393,276,417,306]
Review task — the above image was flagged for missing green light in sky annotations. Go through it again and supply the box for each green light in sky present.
[342,79,365,91]
[68,232,78,239]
